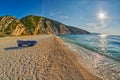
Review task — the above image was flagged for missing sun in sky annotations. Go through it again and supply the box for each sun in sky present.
[98,12,106,20]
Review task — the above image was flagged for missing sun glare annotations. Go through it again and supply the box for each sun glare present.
[98,12,106,20]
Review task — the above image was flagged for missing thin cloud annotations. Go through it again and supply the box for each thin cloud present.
[60,15,69,19]
[50,11,55,17]
[85,19,112,34]
[86,19,111,29]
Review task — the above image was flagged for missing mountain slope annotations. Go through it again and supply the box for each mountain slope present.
[0,16,28,36]
[0,15,90,36]
[20,15,90,35]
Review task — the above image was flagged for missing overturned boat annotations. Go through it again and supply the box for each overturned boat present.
[17,40,37,47]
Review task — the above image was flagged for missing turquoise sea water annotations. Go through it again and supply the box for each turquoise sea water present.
[59,34,120,61]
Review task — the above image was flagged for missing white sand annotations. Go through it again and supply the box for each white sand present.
[0,35,102,80]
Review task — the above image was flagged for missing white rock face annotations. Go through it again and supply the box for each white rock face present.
[0,15,90,36]
[0,16,27,36]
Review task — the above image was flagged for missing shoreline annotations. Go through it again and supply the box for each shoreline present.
[0,35,102,80]
[61,37,120,80]
[56,36,103,80]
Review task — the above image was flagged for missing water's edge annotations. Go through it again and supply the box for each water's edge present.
[59,34,120,61]
[62,39,120,80]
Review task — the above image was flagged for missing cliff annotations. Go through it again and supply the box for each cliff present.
[0,16,28,36]
[0,15,90,36]
[20,15,90,35]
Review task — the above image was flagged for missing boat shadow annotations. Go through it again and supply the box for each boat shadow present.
[4,46,28,50]
[4,40,37,50]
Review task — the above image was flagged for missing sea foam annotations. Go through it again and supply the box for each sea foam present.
[63,40,120,80]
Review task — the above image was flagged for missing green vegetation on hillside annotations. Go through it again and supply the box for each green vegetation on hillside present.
[0,15,90,36]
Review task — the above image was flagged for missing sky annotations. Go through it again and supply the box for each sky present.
[0,0,120,35]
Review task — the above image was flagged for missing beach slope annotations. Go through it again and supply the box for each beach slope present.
[0,35,102,80]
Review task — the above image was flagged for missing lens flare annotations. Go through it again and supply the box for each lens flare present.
[98,12,106,20]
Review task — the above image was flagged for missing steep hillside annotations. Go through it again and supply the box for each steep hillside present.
[0,16,28,36]
[20,15,90,35]
[0,15,90,37]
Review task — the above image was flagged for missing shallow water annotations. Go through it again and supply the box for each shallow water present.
[59,34,120,61]
[59,34,120,80]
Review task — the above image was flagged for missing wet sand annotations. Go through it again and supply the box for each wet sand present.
[0,35,102,80]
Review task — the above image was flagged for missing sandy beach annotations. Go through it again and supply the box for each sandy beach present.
[0,35,102,80]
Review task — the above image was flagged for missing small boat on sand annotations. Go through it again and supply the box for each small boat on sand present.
[17,40,37,47]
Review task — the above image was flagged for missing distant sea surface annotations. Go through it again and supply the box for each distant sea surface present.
[59,34,120,61]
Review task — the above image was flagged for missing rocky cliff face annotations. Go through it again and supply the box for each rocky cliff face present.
[20,15,90,35]
[0,15,90,36]
[0,16,28,36]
